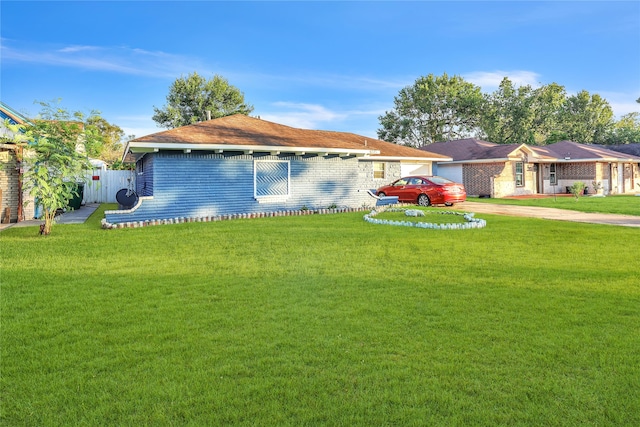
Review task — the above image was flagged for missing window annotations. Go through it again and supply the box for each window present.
[515,162,524,187]
[549,163,557,185]
[373,162,385,179]
[254,160,290,202]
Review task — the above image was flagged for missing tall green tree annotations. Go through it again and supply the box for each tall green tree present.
[480,80,569,145]
[153,72,254,129]
[481,78,536,145]
[604,112,640,144]
[8,102,101,235]
[530,82,567,144]
[559,90,614,144]
[377,73,484,147]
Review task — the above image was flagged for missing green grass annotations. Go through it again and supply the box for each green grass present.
[471,194,640,216]
[1,204,639,425]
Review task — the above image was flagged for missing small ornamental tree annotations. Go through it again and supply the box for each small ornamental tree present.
[7,103,98,235]
[570,181,586,201]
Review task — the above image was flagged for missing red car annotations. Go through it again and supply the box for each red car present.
[376,176,466,206]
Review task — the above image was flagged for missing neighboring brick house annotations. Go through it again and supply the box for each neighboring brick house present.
[106,114,450,225]
[424,139,640,198]
[0,102,35,223]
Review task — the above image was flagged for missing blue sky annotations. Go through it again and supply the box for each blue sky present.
[2,1,639,140]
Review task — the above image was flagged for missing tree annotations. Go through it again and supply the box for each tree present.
[480,78,536,145]
[479,80,570,145]
[85,115,126,166]
[559,90,614,144]
[8,102,100,235]
[152,72,254,129]
[530,82,566,144]
[604,112,640,144]
[377,73,484,147]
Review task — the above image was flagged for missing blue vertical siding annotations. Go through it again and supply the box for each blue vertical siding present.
[105,152,386,224]
[136,155,154,196]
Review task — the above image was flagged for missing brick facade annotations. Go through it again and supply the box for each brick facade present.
[0,148,34,222]
[462,163,505,197]
[557,162,595,180]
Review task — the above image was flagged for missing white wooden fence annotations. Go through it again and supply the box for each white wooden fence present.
[82,170,135,204]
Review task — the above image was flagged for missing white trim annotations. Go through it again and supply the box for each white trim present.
[125,141,378,157]
[104,196,154,215]
[437,157,639,165]
[437,158,510,165]
[253,159,291,201]
[255,195,289,204]
[364,156,451,162]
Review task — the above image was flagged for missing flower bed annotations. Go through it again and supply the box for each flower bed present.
[364,207,487,230]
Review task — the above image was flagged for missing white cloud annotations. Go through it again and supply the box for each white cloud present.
[260,103,347,129]
[1,41,202,78]
[259,102,385,131]
[464,70,542,91]
[57,45,101,53]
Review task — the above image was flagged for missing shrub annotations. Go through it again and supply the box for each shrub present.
[570,182,586,201]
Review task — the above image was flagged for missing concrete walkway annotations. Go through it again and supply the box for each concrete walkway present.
[0,203,100,232]
[455,201,640,228]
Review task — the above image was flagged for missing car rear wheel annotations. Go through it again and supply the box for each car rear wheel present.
[418,194,430,206]
[377,192,386,197]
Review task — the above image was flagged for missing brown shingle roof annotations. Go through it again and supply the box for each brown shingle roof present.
[129,114,449,160]
[540,141,640,161]
[423,138,640,163]
[423,138,518,161]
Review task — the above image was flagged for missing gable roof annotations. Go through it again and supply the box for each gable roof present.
[534,141,640,162]
[423,138,640,164]
[0,101,31,126]
[1,101,33,142]
[423,138,549,163]
[125,114,450,162]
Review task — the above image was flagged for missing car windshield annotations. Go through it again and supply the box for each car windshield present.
[427,176,455,185]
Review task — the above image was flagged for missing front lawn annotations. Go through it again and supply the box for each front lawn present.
[471,194,640,216]
[1,205,639,425]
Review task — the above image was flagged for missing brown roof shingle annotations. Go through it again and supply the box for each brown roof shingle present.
[422,138,640,162]
[129,115,449,159]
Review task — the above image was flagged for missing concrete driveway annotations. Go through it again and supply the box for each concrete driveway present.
[455,201,640,228]
[0,203,100,232]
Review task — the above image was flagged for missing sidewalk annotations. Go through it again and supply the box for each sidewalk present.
[455,201,640,228]
[0,203,100,232]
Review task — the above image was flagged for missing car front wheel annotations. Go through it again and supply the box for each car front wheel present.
[377,192,386,197]
[418,194,430,206]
